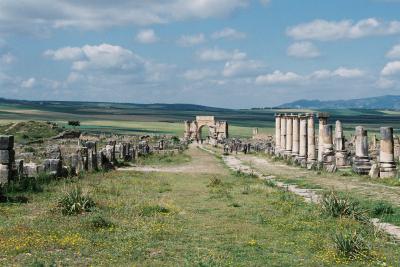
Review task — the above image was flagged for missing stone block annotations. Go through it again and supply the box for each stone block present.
[369,164,379,178]
[0,135,14,150]
[0,149,15,164]
[24,163,39,177]
[43,159,62,176]
[0,164,10,184]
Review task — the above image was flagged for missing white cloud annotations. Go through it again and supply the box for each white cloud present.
[0,0,250,34]
[256,67,365,85]
[377,77,396,89]
[256,71,303,85]
[44,47,84,61]
[211,28,246,40]
[197,48,246,61]
[287,18,400,41]
[135,29,159,44]
[0,52,15,64]
[386,44,400,59]
[222,60,265,77]
[21,77,36,88]
[381,61,400,76]
[287,42,320,58]
[177,34,206,47]
[183,69,216,80]
[260,0,271,6]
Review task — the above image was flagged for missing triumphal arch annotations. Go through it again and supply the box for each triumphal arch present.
[184,116,228,141]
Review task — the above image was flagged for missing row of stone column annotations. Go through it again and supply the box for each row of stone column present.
[274,113,398,177]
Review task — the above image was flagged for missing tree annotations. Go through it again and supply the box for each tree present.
[68,120,80,129]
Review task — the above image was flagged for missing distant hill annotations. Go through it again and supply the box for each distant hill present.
[276,95,400,110]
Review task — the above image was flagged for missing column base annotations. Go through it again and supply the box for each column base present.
[379,162,397,178]
[352,156,372,175]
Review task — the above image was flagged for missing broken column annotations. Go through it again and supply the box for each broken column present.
[292,114,300,158]
[285,114,293,156]
[307,114,317,165]
[317,113,329,162]
[0,135,15,184]
[321,125,335,166]
[275,113,281,154]
[298,114,308,164]
[352,126,371,175]
[379,127,397,178]
[335,120,347,167]
[280,114,287,156]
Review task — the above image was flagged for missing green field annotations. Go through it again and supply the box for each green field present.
[0,99,399,138]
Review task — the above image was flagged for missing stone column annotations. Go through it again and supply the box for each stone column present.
[317,112,330,162]
[0,135,15,184]
[285,114,293,155]
[307,114,317,164]
[352,126,371,174]
[292,115,300,157]
[335,120,347,167]
[184,121,191,139]
[280,115,287,155]
[380,127,397,178]
[298,114,308,164]
[275,114,281,154]
[321,125,335,166]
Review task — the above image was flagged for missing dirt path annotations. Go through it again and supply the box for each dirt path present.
[118,144,227,175]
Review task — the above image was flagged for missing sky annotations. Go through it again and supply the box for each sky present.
[1,0,400,108]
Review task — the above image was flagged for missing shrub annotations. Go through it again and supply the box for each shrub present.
[139,205,170,216]
[372,201,395,216]
[264,180,276,187]
[332,231,369,259]
[88,214,113,229]
[241,185,250,195]
[207,177,223,187]
[58,186,96,215]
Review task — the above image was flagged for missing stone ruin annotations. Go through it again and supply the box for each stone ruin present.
[0,132,188,188]
[184,116,228,144]
[272,112,398,178]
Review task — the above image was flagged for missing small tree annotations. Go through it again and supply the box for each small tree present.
[68,120,80,129]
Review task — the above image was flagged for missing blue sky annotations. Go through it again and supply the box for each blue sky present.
[1,0,400,108]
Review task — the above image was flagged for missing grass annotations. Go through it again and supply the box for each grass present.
[0,169,399,265]
[0,121,62,144]
[136,151,191,166]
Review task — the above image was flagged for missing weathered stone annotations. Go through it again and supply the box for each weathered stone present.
[292,115,300,157]
[280,115,287,155]
[369,163,379,178]
[285,114,293,155]
[335,120,347,167]
[0,164,10,184]
[317,113,329,162]
[298,114,307,162]
[275,114,281,154]
[325,164,337,173]
[43,159,62,176]
[0,149,15,164]
[321,125,335,165]
[46,145,62,159]
[307,113,317,165]
[23,163,39,177]
[380,127,397,178]
[353,126,371,175]
[0,135,14,150]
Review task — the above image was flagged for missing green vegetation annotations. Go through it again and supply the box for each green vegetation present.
[0,121,62,144]
[136,151,191,166]
[0,167,399,265]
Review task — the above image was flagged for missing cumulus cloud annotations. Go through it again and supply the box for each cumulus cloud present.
[177,34,206,47]
[386,44,400,59]
[287,42,320,58]
[256,67,365,85]
[135,29,159,44]
[183,69,216,80]
[0,0,250,34]
[381,61,400,76]
[197,48,246,61]
[44,47,84,61]
[287,18,400,41]
[222,60,265,77]
[21,77,36,88]
[211,28,246,40]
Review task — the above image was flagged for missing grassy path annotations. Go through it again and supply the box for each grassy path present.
[0,147,400,265]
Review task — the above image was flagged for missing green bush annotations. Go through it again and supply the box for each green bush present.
[58,186,96,215]
[88,214,113,229]
[332,231,369,259]
[321,191,368,222]
[139,205,170,216]
[207,177,223,187]
[372,201,395,216]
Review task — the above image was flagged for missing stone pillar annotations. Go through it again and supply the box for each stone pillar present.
[321,125,335,166]
[292,115,300,157]
[280,115,287,154]
[0,135,15,184]
[285,114,293,155]
[335,120,347,167]
[352,126,371,174]
[317,112,330,162]
[184,121,191,139]
[275,114,281,154]
[307,114,316,164]
[380,127,397,178]
[298,114,308,163]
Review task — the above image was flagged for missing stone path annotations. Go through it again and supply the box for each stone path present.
[198,146,400,241]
